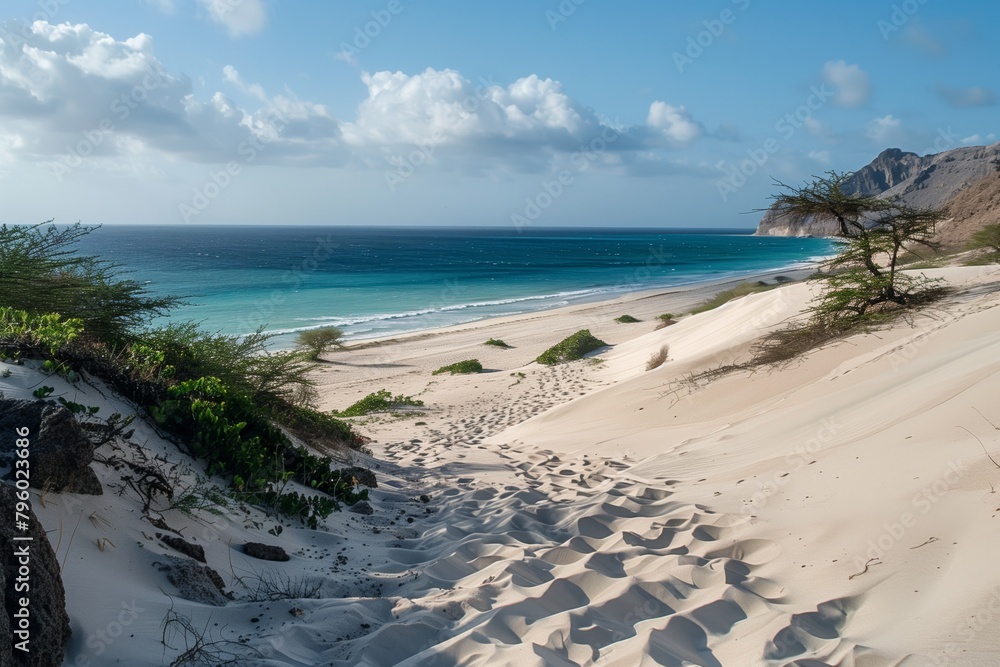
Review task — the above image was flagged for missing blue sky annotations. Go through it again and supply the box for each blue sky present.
[0,1,996,227]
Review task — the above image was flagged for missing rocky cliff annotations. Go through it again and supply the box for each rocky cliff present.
[755,143,1000,237]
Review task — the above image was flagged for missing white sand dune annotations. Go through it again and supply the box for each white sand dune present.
[5,266,1000,666]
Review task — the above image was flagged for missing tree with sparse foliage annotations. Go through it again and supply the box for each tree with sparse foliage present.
[295,326,344,360]
[768,172,944,319]
[969,223,1000,254]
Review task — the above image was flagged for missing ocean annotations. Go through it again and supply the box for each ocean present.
[74,226,836,346]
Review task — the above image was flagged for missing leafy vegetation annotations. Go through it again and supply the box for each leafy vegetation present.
[0,307,84,356]
[0,222,178,343]
[0,223,372,526]
[483,338,512,348]
[432,359,483,375]
[969,223,1000,254]
[614,314,640,323]
[769,172,945,320]
[690,282,779,314]
[295,326,344,360]
[654,313,677,330]
[333,389,424,417]
[536,330,607,366]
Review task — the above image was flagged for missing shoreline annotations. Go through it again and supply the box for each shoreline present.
[338,263,821,350]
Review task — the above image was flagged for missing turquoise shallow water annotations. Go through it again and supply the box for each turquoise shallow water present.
[75,226,836,345]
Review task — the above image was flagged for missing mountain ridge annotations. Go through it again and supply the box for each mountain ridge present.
[755,142,1000,239]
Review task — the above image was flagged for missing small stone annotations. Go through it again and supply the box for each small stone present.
[349,501,374,516]
[243,542,290,562]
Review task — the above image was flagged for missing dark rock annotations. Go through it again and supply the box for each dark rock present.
[1,484,72,666]
[243,542,290,562]
[419,494,430,503]
[155,557,228,606]
[0,399,101,495]
[159,534,206,563]
[349,501,374,516]
[340,466,377,489]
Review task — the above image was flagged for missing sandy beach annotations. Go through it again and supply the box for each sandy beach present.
[5,264,1000,666]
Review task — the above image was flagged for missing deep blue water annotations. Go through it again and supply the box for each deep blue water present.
[74,226,836,345]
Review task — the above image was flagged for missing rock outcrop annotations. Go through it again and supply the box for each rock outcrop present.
[755,142,1000,237]
[0,399,102,495]
[1,484,72,667]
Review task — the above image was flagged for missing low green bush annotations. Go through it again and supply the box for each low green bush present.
[690,282,780,314]
[614,314,640,323]
[334,389,424,417]
[0,307,84,356]
[483,338,512,348]
[433,359,483,375]
[536,330,607,366]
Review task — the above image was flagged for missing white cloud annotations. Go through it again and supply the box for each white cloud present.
[646,101,702,144]
[808,150,831,164]
[866,115,903,144]
[822,60,871,108]
[197,0,267,38]
[903,24,947,58]
[0,21,342,171]
[961,133,997,145]
[804,117,833,139]
[933,84,996,108]
[141,0,178,15]
[343,68,607,150]
[0,22,715,179]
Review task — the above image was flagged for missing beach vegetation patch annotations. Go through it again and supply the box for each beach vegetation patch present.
[483,338,512,348]
[646,345,669,371]
[295,326,344,360]
[433,359,483,375]
[654,313,677,330]
[0,222,373,525]
[690,282,780,314]
[969,223,1000,253]
[536,330,608,365]
[615,314,640,323]
[333,389,424,417]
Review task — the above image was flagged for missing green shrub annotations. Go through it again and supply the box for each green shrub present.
[0,223,178,343]
[690,282,779,314]
[483,338,512,348]
[432,359,483,375]
[536,330,607,366]
[334,389,424,417]
[295,326,344,360]
[969,223,1000,253]
[0,308,84,355]
[614,314,640,323]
